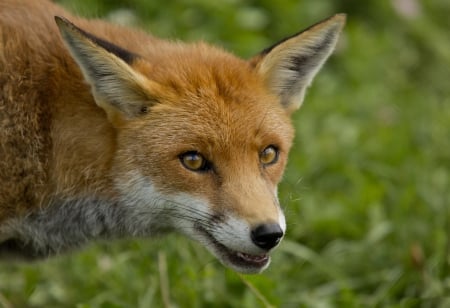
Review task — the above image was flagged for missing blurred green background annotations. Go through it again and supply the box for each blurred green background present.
[1,0,449,307]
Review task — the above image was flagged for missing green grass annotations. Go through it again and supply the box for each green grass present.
[1,1,449,307]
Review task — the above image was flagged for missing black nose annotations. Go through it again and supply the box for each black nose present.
[251,223,284,250]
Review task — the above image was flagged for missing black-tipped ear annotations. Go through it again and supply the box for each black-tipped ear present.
[55,16,152,124]
[251,14,346,113]
[72,24,139,65]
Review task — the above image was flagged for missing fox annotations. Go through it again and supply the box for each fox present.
[0,0,345,274]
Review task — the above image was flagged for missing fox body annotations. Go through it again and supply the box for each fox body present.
[0,0,344,273]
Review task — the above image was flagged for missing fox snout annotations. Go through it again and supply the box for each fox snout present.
[251,223,284,250]
[177,183,287,273]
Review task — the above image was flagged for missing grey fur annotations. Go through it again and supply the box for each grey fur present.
[0,195,168,260]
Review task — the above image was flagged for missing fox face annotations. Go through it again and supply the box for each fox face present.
[0,4,344,274]
[110,58,294,272]
[100,45,295,273]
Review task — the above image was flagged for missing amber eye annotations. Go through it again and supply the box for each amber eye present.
[260,145,279,166]
[179,151,210,172]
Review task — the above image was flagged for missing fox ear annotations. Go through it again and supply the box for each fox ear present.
[55,16,153,125]
[250,14,346,113]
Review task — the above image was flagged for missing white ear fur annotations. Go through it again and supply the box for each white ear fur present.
[55,16,152,123]
[252,14,346,113]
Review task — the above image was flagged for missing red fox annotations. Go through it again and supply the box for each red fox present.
[0,0,345,273]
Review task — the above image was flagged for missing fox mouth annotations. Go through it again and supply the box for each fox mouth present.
[196,226,270,273]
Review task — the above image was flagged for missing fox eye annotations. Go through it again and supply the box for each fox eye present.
[179,151,210,172]
[260,145,279,166]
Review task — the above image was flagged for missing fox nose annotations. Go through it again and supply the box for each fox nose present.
[251,223,284,250]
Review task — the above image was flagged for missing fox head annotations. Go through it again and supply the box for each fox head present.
[55,15,345,274]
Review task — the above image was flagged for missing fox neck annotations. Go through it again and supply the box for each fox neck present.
[0,181,169,260]
[49,90,117,197]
